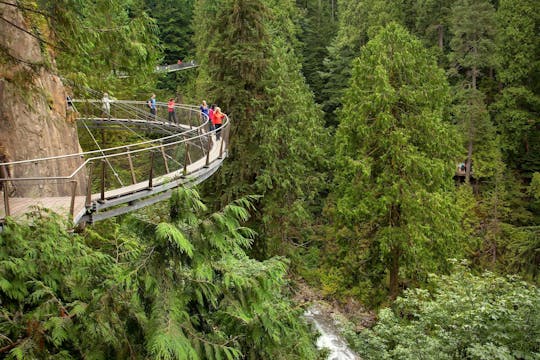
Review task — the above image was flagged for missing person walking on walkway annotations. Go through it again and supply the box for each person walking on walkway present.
[208,104,216,132]
[147,93,157,118]
[200,100,210,130]
[102,92,111,118]
[168,98,178,124]
[213,106,225,140]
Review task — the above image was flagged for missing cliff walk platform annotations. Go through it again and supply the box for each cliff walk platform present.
[0,99,229,226]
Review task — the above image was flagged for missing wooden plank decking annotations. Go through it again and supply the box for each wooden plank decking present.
[0,193,87,221]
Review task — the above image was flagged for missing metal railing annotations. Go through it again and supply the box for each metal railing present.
[0,100,230,224]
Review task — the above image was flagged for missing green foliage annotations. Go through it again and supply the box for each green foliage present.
[492,0,540,172]
[37,0,161,95]
[0,211,138,358]
[451,88,501,179]
[295,0,337,104]
[0,189,319,359]
[351,265,540,359]
[319,0,406,126]
[329,23,463,301]
[194,0,329,258]
[448,0,498,86]
[145,0,197,95]
[411,0,455,50]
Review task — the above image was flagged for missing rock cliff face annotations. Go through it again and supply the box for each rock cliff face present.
[0,3,86,197]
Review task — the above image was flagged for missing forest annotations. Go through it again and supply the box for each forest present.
[0,0,539,358]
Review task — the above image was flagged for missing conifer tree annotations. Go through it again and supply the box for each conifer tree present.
[330,23,462,300]
[448,0,498,182]
[144,0,197,95]
[296,0,337,104]
[194,0,328,256]
[0,189,320,359]
[40,0,161,93]
[411,0,455,51]
[320,0,405,126]
[492,0,540,172]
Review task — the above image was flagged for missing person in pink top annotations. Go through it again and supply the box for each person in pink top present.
[167,98,177,124]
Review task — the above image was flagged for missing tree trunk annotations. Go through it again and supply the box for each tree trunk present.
[472,64,477,89]
[389,246,400,299]
[437,25,444,50]
[465,139,473,183]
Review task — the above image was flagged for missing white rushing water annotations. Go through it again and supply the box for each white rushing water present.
[304,304,360,360]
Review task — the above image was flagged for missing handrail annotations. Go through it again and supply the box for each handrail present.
[0,118,228,182]
[0,100,210,167]
[0,115,229,182]
[0,95,230,225]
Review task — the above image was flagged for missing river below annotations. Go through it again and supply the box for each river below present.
[304,303,360,360]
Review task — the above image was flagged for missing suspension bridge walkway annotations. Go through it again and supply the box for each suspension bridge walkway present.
[0,98,229,226]
[117,61,199,78]
[156,61,199,73]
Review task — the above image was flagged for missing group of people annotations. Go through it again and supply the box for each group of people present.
[199,100,225,140]
[99,93,225,136]
[145,93,178,124]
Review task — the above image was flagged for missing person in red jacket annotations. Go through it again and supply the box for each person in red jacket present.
[213,106,225,140]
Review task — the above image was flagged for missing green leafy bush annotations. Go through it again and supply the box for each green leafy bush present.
[352,264,540,359]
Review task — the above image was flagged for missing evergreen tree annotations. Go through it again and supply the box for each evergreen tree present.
[38,0,161,94]
[448,0,498,181]
[0,189,320,359]
[194,0,329,257]
[411,0,455,51]
[295,0,337,104]
[145,0,195,64]
[320,0,405,127]
[330,23,462,300]
[492,0,540,173]
[145,0,197,95]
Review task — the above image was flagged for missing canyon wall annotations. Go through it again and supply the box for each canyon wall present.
[0,2,86,197]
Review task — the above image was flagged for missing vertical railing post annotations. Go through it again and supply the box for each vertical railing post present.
[100,159,106,202]
[69,180,77,218]
[126,146,137,184]
[189,110,193,129]
[198,127,206,156]
[160,142,169,174]
[224,120,231,145]
[205,132,212,167]
[86,163,93,207]
[183,142,190,176]
[100,128,106,203]
[148,151,155,189]
[1,165,10,217]
[219,123,227,159]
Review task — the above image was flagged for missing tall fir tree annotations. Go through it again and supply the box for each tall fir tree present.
[492,0,540,173]
[411,0,455,51]
[38,0,161,95]
[295,0,337,104]
[194,0,328,257]
[330,23,463,300]
[320,0,405,127]
[448,0,499,182]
